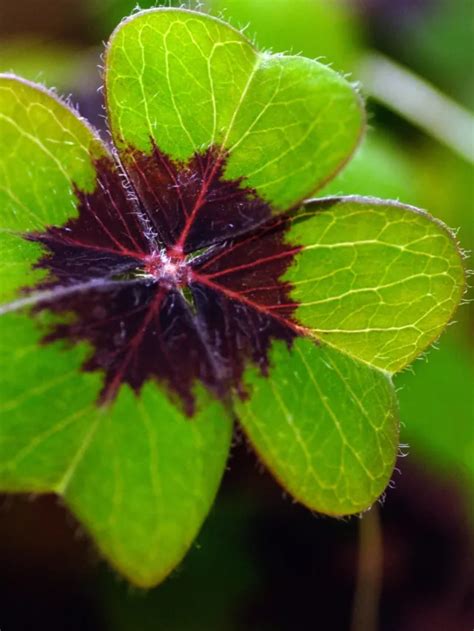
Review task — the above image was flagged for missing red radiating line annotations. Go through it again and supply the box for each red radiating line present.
[128,155,172,232]
[101,287,166,404]
[153,145,189,220]
[266,302,299,310]
[172,153,224,254]
[197,215,292,272]
[128,153,187,261]
[239,284,285,295]
[204,247,301,280]
[191,271,307,337]
[197,232,262,272]
[98,178,147,255]
[82,193,134,256]
[45,234,147,262]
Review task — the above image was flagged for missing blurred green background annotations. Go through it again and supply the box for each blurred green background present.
[0,1,473,629]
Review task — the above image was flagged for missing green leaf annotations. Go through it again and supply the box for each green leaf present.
[236,338,399,515]
[286,197,465,372]
[234,196,463,514]
[105,8,363,209]
[0,8,466,586]
[0,76,232,586]
[0,313,232,587]
[0,75,103,302]
[0,76,103,233]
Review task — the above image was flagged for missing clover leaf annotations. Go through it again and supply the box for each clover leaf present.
[0,8,464,586]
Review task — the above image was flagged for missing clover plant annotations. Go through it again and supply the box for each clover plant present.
[0,8,464,586]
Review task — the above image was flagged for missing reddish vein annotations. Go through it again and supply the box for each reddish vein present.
[203,247,301,280]
[98,179,147,255]
[101,287,166,404]
[191,271,307,337]
[172,154,224,254]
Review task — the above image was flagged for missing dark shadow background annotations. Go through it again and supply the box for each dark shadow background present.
[0,1,473,629]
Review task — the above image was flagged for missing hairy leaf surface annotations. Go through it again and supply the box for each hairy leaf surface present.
[0,74,232,587]
[285,197,465,372]
[237,338,399,515]
[0,8,465,586]
[106,8,363,219]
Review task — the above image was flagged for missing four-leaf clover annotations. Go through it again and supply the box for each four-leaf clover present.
[0,8,464,586]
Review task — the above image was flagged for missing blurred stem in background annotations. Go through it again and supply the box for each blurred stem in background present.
[359,51,474,164]
[351,506,383,631]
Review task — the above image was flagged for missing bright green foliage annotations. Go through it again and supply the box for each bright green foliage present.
[0,77,104,302]
[237,338,398,515]
[0,71,232,586]
[0,8,465,587]
[0,76,103,232]
[106,8,363,208]
[287,198,464,372]
[320,134,473,489]
[0,233,45,303]
[0,311,232,587]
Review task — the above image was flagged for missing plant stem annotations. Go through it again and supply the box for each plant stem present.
[351,505,383,631]
[358,52,474,164]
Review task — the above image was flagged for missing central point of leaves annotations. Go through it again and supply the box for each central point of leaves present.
[143,251,188,287]
[26,146,302,415]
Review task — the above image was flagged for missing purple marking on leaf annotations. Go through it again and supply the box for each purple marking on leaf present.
[25,147,303,415]
[123,143,272,254]
[40,156,153,259]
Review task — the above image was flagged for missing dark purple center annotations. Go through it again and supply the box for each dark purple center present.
[25,144,303,415]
